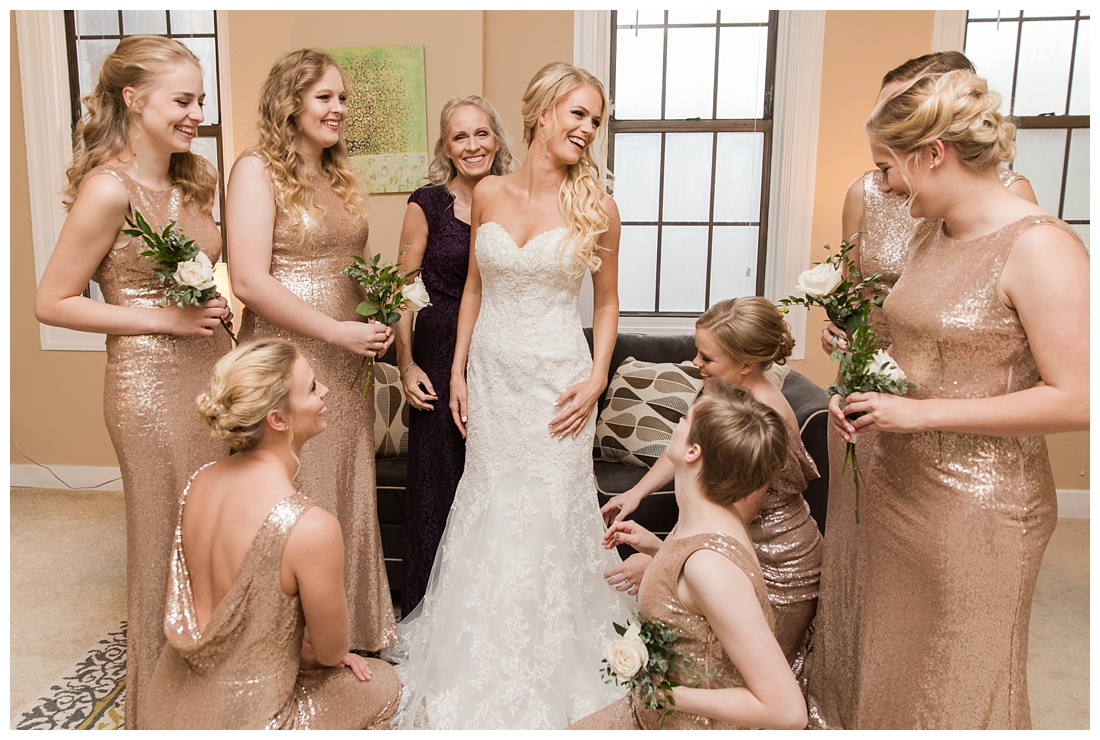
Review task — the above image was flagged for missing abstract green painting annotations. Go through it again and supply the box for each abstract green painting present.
[327,45,429,194]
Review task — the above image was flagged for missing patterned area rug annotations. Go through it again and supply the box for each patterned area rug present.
[16,622,126,730]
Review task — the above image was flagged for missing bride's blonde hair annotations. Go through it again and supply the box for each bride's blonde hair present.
[521,62,613,276]
[254,49,369,241]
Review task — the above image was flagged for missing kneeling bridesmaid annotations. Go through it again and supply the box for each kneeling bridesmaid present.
[571,381,806,730]
[145,340,401,729]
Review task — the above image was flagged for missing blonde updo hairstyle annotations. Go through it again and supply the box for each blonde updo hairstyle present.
[688,380,788,506]
[696,296,795,370]
[197,339,300,453]
[521,62,613,276]
[63,35,216,212]
[254,49,369,241]
[426,95,517,185]
[867,69,1017,187]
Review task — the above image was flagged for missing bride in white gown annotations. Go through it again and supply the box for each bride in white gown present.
[391,62,632,729]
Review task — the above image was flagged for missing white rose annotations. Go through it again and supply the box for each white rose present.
[173,251,216,291]
[602,636,648,679]
[795,262,843,297]
[403,276,432,311]
[867,349,907,382]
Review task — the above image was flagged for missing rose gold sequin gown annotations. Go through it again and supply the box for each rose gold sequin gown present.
[749,419,821,676]
[808,167,1030,729]
[569,533,776,730]
[810,210,1076,729]
[145,470,401,729]
[236,150,396,652]
[86,164,231,728]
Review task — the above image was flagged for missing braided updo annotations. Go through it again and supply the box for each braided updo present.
[696,297,795,370]
[867,69,1017,173]
[196,339,299,453]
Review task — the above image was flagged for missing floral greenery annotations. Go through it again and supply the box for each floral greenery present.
[342,253,422,396]
[122,210,237,344]
[778,233,884,334]
[601,613,719,728]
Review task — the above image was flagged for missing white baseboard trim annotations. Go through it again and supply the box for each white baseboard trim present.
[1057,489,1090,518]
[11,464,123,491]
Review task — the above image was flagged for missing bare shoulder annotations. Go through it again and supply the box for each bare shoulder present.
[600,191,620,222]
[74,170,131,213]
[473,174,507,199]
[682,546,753,599]
[228,151,271,185]
[287,504,343,548]
[757,384,799,430]
[1009,219,1089,269]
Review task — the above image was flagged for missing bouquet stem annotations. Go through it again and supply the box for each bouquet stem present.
[220,318,239,346]
[354,356,375,398]
[841,440,862,524]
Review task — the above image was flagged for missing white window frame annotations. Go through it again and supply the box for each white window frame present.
[16,10,234,351]
[574,10,825,360]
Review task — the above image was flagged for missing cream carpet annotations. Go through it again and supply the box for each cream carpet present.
[8,486,1089,729]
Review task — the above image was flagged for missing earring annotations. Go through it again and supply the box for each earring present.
[929,162,935,169]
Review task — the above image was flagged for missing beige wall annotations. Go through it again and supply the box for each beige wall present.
[9,10,1090,490]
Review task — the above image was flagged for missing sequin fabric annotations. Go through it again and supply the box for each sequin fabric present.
[570,533,776,730]
[86,164,231,729]
[808,214,1081,729]
[748,419,822,674]
[144,467,401,729]
[235,150,396,651]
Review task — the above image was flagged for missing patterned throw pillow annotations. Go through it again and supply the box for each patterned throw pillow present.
[374,362,409,458]
[594,357,704,468]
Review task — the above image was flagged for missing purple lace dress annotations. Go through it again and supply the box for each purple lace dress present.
[402,184,470,614]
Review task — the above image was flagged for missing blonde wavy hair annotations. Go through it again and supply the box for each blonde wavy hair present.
[696,297,795,370]
[867,69,1017,190]
[254,49,369,240]
[196,339,301,454]
[426,95,516,185]
[521,62,613,276]
[63,35,216,212]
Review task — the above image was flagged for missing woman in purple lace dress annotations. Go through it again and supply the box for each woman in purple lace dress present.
[392,96,516,615]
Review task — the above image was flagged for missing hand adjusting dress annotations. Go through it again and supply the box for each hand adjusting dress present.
[392,222,633,729]
[235,150,396,652]
[145,468,402,729]
[87,164,231,728]
[569,533,776,730]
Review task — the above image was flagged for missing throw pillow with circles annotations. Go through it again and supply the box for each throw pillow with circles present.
[373,362,409,458]
[594,357,705,468]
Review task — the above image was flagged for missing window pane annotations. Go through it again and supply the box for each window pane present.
[619,226,659,311]
[709,226,758,303]
[1070,224,1089,252]
[662,133,713,222]
[1023,9,1077,17]
[968,11,1022,20]
[614,28,663,120]
[170,10,216,35]
[1070,20,1089,114]
[1062,129,1089,221]
[617,9,665,26]
[667,10,717,25]
[75,10,118,36]
[665,27,716,119]
[716,27,768,119]
[713,132,763,223]
[719,10,770,24]
[965,20,1019,114]
[177,37,219,125]
[1012,128,1067,213]
[659,226,709,312]
[1014,20,1076,115]
[77,39,120,104]
[613,133,661,222]
[122,10,167,35]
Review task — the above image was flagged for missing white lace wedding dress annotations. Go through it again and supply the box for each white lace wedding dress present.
[391,221,633,729]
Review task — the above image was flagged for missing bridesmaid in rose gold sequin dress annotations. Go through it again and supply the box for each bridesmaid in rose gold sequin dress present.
[32,37,233,728]
[227,50,396,652]
[812,68,1088,729]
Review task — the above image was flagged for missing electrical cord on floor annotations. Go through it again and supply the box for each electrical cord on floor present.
[10,437,122,490]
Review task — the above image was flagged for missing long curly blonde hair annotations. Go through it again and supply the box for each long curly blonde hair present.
[425,95,516,185]
[521,62,613,276]
[62,35,216,212]
[254,49,369,240]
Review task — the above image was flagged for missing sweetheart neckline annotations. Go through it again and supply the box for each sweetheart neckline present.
[479,220,568,250]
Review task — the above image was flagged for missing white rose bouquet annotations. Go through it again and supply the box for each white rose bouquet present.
[779,233,883,336]
[828,324,915,523]
[123,210,237,344]
[342,253,431,397]
[600,613,717,728]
